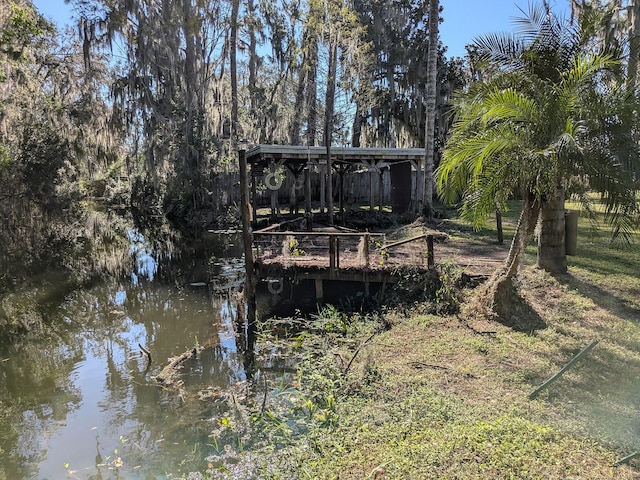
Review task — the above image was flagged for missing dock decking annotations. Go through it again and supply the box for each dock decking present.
[251,223,508,303]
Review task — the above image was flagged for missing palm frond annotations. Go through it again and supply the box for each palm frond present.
[481,88,537,125]
[473,32,526,69]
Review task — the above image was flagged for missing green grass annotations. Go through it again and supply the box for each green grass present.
[205,199,640,479]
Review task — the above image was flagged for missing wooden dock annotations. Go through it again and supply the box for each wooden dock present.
[237,144,508,310]
[252,225,439,303]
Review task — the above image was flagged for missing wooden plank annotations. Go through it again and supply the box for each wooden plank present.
[247,145,425,161]
[254,230,384,238]
[383,233,428,249]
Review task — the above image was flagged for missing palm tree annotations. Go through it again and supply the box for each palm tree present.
[437,2,640,319]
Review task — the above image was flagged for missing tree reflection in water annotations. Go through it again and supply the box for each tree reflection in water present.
[0,228,251,479]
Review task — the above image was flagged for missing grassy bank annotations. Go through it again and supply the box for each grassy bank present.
[206,204,640,479]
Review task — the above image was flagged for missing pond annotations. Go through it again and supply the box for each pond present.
[0,229,258,479]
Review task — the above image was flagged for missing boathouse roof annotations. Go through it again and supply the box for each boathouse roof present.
[246,145,425,168]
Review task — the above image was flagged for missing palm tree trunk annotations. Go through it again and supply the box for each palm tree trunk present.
[628,1,640,94]
[537,186,567,274]
[422,0,439,220]
[479,193,540,322]
[492,192,540,280]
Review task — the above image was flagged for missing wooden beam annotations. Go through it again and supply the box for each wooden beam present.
[383,233,428,249]
[239,146,256,325]
[254,230,384,238]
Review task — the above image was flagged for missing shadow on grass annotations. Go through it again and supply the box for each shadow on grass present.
[499,292,548,333]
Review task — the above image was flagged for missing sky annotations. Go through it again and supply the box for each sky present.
[32,0,570,60]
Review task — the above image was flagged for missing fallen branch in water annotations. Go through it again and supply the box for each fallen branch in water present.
[138,343,152,365]
[154,346,203,386]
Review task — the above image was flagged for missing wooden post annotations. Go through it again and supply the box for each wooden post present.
[327,147,334,225]
[239,144,256,326]
[320,162,326,214]
[363,233,370,268]
[289,173,296,214]
[496,209,504,244]
[305,164,311,214]
[378,168,384,211]
[250,172,257,226]
[315,278,324,303]
[427,234,434,268]
[369,167,375,211]
[329,235,336,278]
[529,339,599,400]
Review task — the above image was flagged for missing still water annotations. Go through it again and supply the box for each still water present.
[0,230,254,479]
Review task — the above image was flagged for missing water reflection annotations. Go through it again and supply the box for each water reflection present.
[0,229,251,479]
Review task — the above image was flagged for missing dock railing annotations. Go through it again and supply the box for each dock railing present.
[252,225,437,275]
[252,230,387,274]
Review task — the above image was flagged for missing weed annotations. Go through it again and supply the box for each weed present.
[288,239,305,256]
[435,259,463,314]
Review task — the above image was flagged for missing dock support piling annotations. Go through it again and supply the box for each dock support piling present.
[315,278,324,303]
[426,234,435,268]
[239,143,256,325]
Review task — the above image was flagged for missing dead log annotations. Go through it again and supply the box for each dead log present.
[154,346,203,386]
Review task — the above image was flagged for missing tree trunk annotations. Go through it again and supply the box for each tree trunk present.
[537,187,567,274]
[306,40,318,146]
[290,66,307,144]
[247,0,258,138]
[325,41,338,225]
[230,0,239,143]
[628,1,640,95]
[422,0,439,219]
[479,193,540,322]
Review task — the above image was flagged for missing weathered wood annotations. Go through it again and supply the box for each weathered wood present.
[247,144,425,161]
[529,339,599,400]
[383,233,428,249]
[240,146,256,325]
[369,168,375,211]
[363,233,370,268]
[427,234,435,268]
[255,230,384,238]
[154,347,202,386]
[254,216,307,233]
[378,169,384,211]
[329,235,337,275]
[305,165,311,214]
